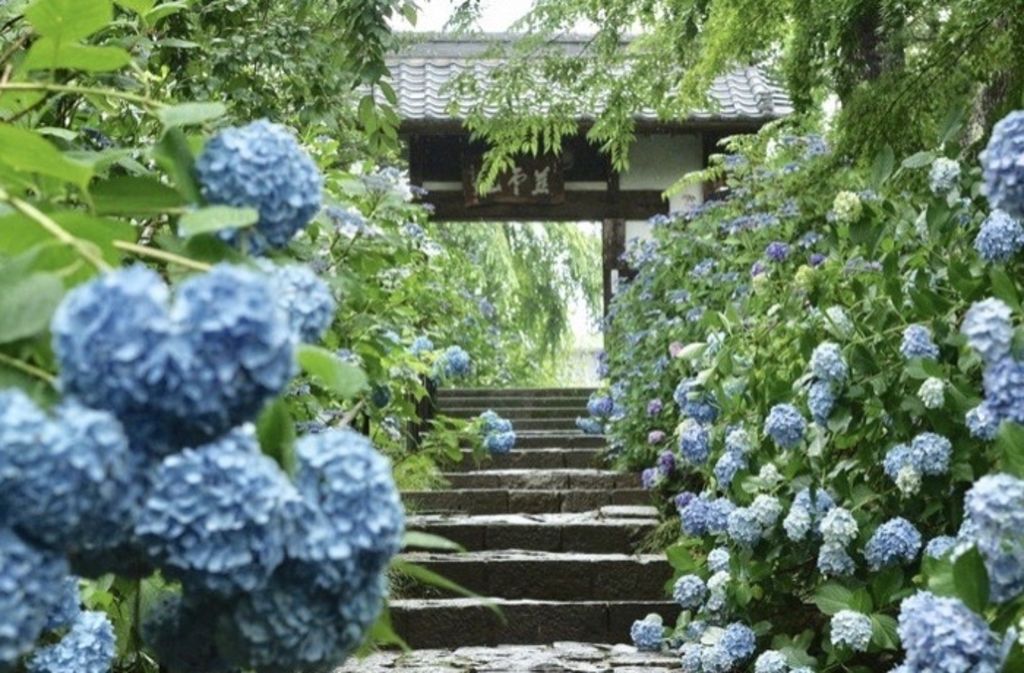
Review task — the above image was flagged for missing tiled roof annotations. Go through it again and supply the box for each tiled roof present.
[386,35,793,124]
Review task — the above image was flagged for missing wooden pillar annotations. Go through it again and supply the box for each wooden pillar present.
[602,218,625,315]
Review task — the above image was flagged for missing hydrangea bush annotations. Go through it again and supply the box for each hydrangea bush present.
[608,117,1024,670]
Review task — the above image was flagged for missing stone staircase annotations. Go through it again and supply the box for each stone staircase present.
[342,388,679,669]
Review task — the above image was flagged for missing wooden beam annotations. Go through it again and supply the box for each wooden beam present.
[399,118,775,137]
[424,190,667,222]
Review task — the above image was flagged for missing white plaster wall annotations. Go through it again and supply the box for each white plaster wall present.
[621,133,704,247]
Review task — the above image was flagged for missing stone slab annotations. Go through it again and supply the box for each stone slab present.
[450,449,604,471]
[442,469,638,491]
[403,489,648,515]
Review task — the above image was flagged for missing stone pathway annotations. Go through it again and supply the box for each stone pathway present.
[339,388,678,670]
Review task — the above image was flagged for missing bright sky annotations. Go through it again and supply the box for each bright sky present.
[393,0,531,32]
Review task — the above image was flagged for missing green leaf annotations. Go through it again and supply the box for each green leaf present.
[0,124,92,188]
[812,582,857,615]
[152,129,199,202]
[114,0,155,13]
[25,0,112,40]
[297,345,369,399]
[178,206,258,237]
[0,272,64,344]
[144,1,189,26]
[91,176,185,215]
[989,267,1021,311]
[870,614,900,650]
[358,609,408,655]
[870,568,903,606]
[256,398,295,474]
[997,422,1024,478]
[902,151,936,169]
[952,546,990,613]
[403,531,465,552]
[156,102,227,128]
[23,40,131,72]
[665,542,698,572]
[870,145,895,188]
[391,559,504,619]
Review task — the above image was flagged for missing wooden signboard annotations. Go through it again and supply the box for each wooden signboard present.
[463,153,565,207]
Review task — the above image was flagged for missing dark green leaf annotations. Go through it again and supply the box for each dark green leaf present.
[403,531,465,552]
[811,582,856,616]
[952,546,990,613]
[0,273,64,344]
[989,267,1021,311]
[997,422,1024,478]
[256,398,296,474]
[870,614,900,650]
[91,176,185,215]
[152,129,200,203]
[297,345,369,399]
[870,145,895,188]
[156,102,228,128]
[391,559,504,619]
[178,206,258,237]
[0,124,92,188]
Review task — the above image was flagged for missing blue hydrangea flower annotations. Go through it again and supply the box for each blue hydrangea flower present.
[195,120,323,253]
[410,336,434,355]
[751,494,782,528]
[641,467,658,490]
[629,614,663,651]
[725,427,752,455]
[754,650,788,673]
[222,568,386,671]
[783,504,812,541]
[0,394,143,562]
[830,610,872,651]
[966,403,1000,440]
[765,241,790,262]
[0,530,68,667]
[714,450,747,488]
[925,535,957,559]
[701,645,732,673]
[707,547,730,573]
[864,517,922,570]
[974,210,1024,262]
[818,542,855,577]
[576,416,604,435]
[674,379,719,424]
[657,450,676,476]
[586,394,614,418]
[52,265,297,457]
[647,398,663,415]
[720,623,757,663]
[883,443,916,480]
[27,611,115,673]
[727,507,763,546]
[678,419,711,464]
[918,377,946,409]
[930,157,961,195]
[911,432,952,475]
[982,357,1024,425]
[291,429,403,588]
[438,346,472,379]
[673,574,708,609]
[793,487,836,517]
[45,577,81,631]
[478,410,513,434]
[962,298,1014,364]
[680,495,732,537]
[964,473,1024,603]
[784,489,833,542]
[142,594,233,673]
[900,324,940,360]
[810,342,847,383]
[680,643,702,673]
[259,262,335,343]
[820,507,858,545]
[136,434,300,596]
[808,380,836,426]
[897,591,1001,673]
[764,404,807,449]
[980,111,1024,217]
[484,431,516,454]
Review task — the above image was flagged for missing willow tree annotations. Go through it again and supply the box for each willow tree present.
[447,0,1024,178]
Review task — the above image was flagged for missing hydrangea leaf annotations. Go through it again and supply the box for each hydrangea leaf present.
[256,398,296,474]
[297,345,369,399]
[0,125,93,189]
[0,272,63,344]
[952,546,990,613]
[901,151,936,169]
[152,129,200,203]
[113,0,155,13]
[24,0,112,41]
[23,40,131,72]
[996,422,1024,478]
[156,102,227,129]
[178,206,258,237]
[812,583,858,616]
[869,614,899,650]
[91,176,185,215]
[988,267,1021,312]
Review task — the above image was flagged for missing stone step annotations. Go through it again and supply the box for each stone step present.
[335,642,681,673]
[401,551,672,601]
[451,449,604,471]
[406,511,658,554]
[444,401,589,417]
[390,598,680,649]
[403,488,649,515]
[437,388,596,399]
[496,418,581,432]
[443,469,638,490]
[461,433,604,449]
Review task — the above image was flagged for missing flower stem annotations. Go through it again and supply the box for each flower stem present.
[0,188,112,271]
[0,82,163,110]
[0,352,57,387]
[113,241,212,272]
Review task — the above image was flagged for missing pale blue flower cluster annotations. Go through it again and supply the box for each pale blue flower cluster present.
[807,381,836,426]
[897,591,1002,673]
[195,120,323,253]
[260,261,336,343]
[864,517,921,570]
[965,403,999,440]
[484,432,516,454]
[784,488,835,542]
[900,325,939,360]
[713,450,747,488]
[764,404,806,449]
[707,547,730,573]
[26,611,115,673]
[410,335,434,355]
[673,574,708,609]
[674,379,719,424]
[974,210,1024,262]
[438,346,472,379]
[754,650,788,673]
[679,419,711,464]
[52,265,297,456]
[629,614,663,651]
[810,342,847,383]
[830,610,872,651]
[929,157,961,194]
[765,241,790,262]
[479,410,513,433]
[924,535,957,559]
[587,393,615,418]
[818,507,858,576]
[727,507,764,546]
[657,450,676,476]
[980,111,1024,217]
[963,473,1024,603]
[962,298,1014,364]
[883,433,951,490]
[576,416,604,435]
[0,530,68,667]
[720,623,757,663]
[45,577,81,632]
[679,495,734,537]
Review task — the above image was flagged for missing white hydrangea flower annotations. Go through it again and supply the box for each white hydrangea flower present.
[917,377,945,409]
[896,465,922,496]
[758,463,783,486]
[824,306,855,339]
[833,191,863,223]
